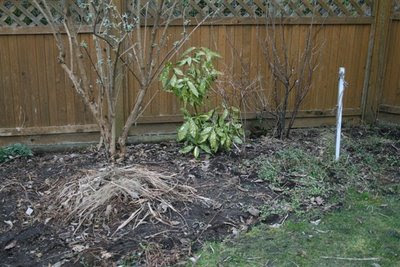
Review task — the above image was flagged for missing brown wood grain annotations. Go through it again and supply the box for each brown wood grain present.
[1,0,399,139]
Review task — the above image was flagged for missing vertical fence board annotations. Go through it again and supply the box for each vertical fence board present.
[43,35,59,126]
[0,36,15,127]
[382,21,400,106]
[35,35,50,127]
[8,35,24,127]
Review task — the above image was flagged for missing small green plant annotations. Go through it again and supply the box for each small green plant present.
[0,143,33,163]
[161,47,244,158]
[178,106,244,157]
[161,47,220,110]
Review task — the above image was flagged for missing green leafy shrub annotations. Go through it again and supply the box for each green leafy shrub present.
[0,143,33,163]
[161,47,244,158]
[161,47,220,110]
[178,106,244,157]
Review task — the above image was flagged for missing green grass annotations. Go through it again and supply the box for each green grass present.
[195,191,400,266]
[194,126,400,266]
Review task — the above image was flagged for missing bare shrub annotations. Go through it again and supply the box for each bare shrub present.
[33,1,208,159]
[209,28,264,142]
[258,16,323,139]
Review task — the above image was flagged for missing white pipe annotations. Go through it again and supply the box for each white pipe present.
[335,67,345,161]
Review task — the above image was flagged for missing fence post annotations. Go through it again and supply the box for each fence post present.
[362,0,393,122]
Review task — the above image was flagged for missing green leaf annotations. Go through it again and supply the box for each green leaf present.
[234,123,243,129]
[180,145,194,154]
[199,134,209,144]
[193,146,200,158]
[231,106,240,113]
[200,126,213,136]
[170,74,177,87]
[199,144,212,154]
[233,136,243,144]
[178,58,188,66]
[210,130,218,153]
[182,47,196,57]
[187,81,199,97]
[225,136,232,149]
[198,114,210,121]
[173,68,184,76]
[221,108,229,120]
[221,135,226,146]
[177,122,189,141]
[199,79,207,94]
[160,64,171,88]
[216,128,224,137]
[189,119,198,138]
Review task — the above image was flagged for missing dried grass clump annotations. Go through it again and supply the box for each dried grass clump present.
[53,165,207,234]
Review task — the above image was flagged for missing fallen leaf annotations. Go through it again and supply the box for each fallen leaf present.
[158,203,169,213]
[4,220,13,229]
[101,251,113,259]
[4,240,17,250]
[269,185,284,192]
[315,196,324,205]
[310,219,321,225]
[189,255,201,264]
[270,223,281,228]
[25,207,33,216]
[170,220,180,226]
[212,202,222,210]
[72,245,87,252]
[247,207,260,217]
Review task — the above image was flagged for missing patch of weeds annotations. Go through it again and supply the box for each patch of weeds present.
[0,143,33,163]
[258,148,330,219]
[343,132,400,171]
[257,128,399,220]
[194,191,400,266]
[120,252,142,267]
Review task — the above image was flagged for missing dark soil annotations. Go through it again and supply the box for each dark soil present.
[0,126,398,266]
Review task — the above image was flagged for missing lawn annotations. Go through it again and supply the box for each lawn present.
[195,124,400,267]
[195,191,400,266]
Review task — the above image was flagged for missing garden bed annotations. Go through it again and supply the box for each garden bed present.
[0,126,399,266]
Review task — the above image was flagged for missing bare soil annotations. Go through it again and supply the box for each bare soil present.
[0,126,398,266]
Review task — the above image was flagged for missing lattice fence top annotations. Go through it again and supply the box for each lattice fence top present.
[0,0,373,28]
[0,0,86,27]
[170,0,373,18]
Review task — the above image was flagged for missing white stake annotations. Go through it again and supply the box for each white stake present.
[335,67,345,161]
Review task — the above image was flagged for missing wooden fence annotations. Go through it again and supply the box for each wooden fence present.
[0,0,398,147]
[380,0,400,123]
